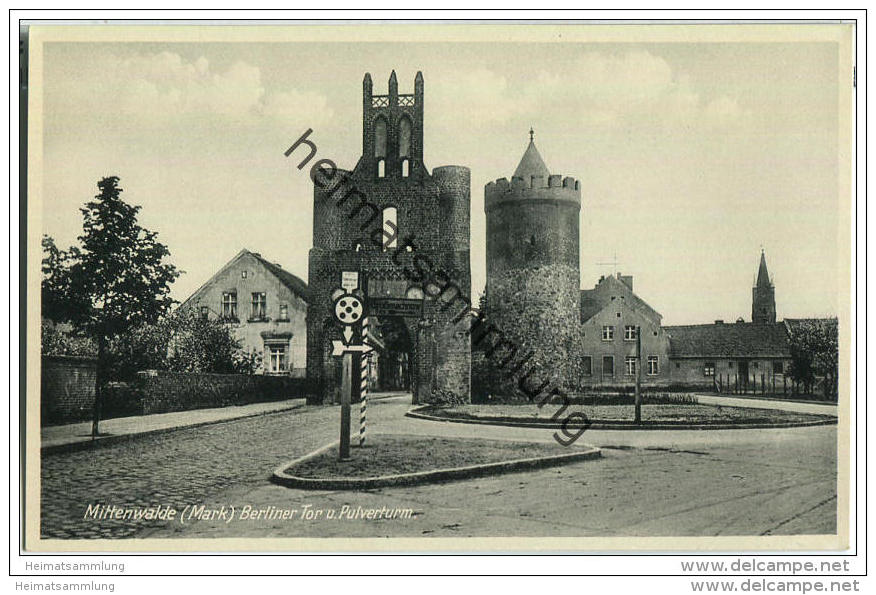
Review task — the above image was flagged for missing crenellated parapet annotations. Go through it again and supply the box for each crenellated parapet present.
[484,173,581,213]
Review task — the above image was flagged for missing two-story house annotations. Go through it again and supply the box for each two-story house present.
[179,249,309,376]
[578,273,671,387]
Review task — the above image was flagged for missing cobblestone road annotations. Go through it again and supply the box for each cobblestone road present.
[40,397,838,541]
[40,403,343,539]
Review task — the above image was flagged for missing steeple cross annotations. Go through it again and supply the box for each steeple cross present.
[529,127,534,143]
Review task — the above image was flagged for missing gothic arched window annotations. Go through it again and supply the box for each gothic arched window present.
[374,118,387,158]
[399,116,412,158]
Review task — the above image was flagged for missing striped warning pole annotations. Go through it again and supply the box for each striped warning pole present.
[359,317,369,447]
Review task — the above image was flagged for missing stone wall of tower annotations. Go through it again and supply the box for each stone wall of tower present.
[483,175,582,398]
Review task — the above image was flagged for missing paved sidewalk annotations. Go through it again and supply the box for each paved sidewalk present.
[41,399,306,452]
[695,394,838,417]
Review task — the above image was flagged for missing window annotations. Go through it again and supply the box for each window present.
[268,345,287,373]
[241,270,247,279]
[647,356,659,376]
[278,304,288,321]
[602,356,614,376]
[221,292,237,319]
[602,325,614,341]
[401,159,410,177]
[381,207,398,249]
[199,306,209,321]
[773,361,784,374]
[374,118,387,158]
[704,362,716,377]
[399,116,412,158]
[624,325,637,341]
[251,292,266,319]
[616,312,622,318]
[377,159,385,178]
[580,356,592,377]
[625,356,637,376]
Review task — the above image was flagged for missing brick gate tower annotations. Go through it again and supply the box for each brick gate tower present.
[305,71,471,405]
[483,132,582,396]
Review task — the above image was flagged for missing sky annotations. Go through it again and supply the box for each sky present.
[38,35,845,325]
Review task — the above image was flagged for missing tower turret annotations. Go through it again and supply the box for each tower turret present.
[483,132,582,396]
[752,250,776,324]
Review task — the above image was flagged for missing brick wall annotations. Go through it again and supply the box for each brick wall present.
[41,355,97,425]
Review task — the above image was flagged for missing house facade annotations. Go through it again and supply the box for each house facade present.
[665,320,792,390]
[179,249,309,377]
[578,273,672,388]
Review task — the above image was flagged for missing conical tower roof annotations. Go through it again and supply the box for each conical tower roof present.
[513,130,551,179]
[756,250,771,287]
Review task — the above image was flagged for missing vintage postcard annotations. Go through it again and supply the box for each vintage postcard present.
[24,22,855,553]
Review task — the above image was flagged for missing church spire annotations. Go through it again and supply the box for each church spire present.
[756,249,771,287]
[752,250,776,324]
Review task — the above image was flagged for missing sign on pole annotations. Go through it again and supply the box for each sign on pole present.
[341,271,359,292]
[330,271,372,461]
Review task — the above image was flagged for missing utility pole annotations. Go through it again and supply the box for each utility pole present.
[635,325,642,424]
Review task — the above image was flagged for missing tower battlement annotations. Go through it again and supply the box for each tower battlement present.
[484,174,581,212]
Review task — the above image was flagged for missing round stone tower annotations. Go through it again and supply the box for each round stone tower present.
[483,132,581,397]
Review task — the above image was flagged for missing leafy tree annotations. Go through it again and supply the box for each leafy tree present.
[164,311,261,375]
[41,235,86,324]
[788,319,839,400]
[63,177,181,436]
[40,320,97,357]
[108,311,261,380]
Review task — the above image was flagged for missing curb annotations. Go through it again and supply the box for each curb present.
[41,401,306,455]
[271,441,603,490]
[405,406,838,432]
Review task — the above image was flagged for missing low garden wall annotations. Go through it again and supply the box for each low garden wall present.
[104,371,309,418]
[41,355,98,425]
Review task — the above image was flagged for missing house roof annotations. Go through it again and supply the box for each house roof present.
[665,321,790,358]
[248,252,310,303]
[180,249,309,310]
[579,273,662,325]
